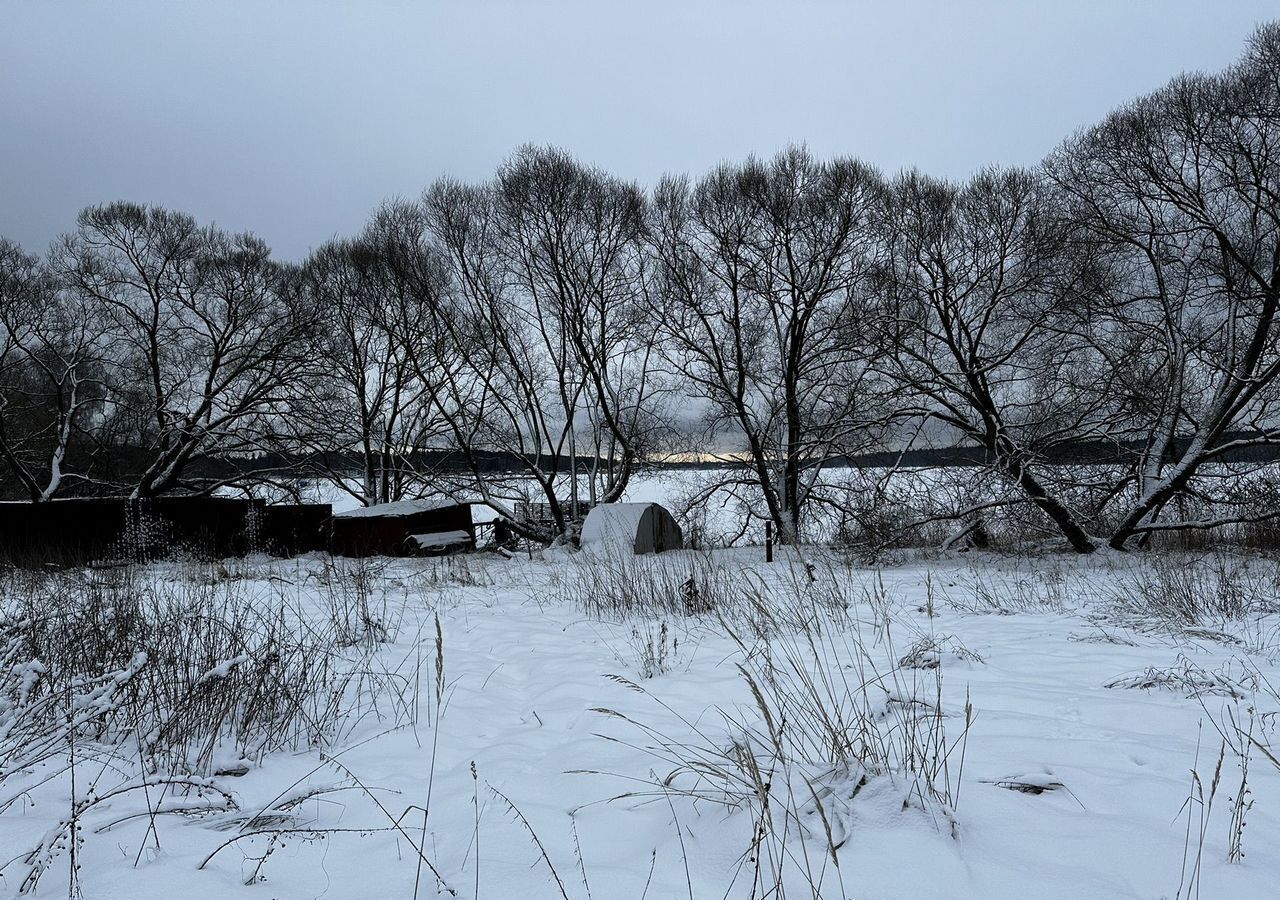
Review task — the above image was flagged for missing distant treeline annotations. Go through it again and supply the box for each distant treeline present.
[4,24,1280,552]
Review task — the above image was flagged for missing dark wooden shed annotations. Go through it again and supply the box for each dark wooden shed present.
[330,499,476,557]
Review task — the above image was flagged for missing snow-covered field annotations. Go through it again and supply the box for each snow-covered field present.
[3,548,1280,899]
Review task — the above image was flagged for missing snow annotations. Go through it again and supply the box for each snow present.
[332,498,469,518]
[3,550,1280,899]
[197,655,251,683]
[409,529,471,549]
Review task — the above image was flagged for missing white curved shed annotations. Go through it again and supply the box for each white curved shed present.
[580,502,683,555]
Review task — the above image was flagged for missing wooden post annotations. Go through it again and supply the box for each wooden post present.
[765,521,773,563]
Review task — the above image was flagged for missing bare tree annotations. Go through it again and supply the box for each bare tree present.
[58,202,316,499]
[421,147,663,542]
[871,168,1121,553]
[0,239,108,500]
[292,202,453,506]
[650,147,884,544]
[1048,22,1280,548]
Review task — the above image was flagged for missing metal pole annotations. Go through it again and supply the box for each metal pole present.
[568,408,579,523]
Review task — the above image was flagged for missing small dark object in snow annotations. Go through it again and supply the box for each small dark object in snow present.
[981,772,1066,796]
[681,576,712,615]
[992,780,1062,795]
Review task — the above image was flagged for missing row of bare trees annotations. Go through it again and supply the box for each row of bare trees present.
[3,24,1280,551]
[0,206,314,503]
[865,24,1280,551]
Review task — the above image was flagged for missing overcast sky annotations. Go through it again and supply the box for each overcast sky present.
[3,1,1278,260]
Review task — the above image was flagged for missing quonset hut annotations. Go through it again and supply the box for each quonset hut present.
[579,502,684,555]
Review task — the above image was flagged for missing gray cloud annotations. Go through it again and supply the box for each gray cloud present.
[3,0,1276,259]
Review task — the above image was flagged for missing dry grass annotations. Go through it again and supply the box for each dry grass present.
[542,549,748,620]
[0,561,422,893]
[1104,654,1254,699]
[947,563,1070,615]
[1103,553,1280,628]
[583,572,972,898]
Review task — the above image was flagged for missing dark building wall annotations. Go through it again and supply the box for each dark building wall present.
[258,504,333,556]
[0,498,335,566]
[139,497,262,559]
[0,498,127,564]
